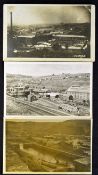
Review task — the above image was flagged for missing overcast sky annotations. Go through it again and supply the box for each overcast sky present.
[5,62,92,77]
[7,5,90,26]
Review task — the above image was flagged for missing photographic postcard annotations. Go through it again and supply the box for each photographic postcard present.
[3,117,92,174]
[3,4,95,61]
[4,62,92,117]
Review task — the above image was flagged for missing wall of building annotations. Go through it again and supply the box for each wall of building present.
[67,91,89,101]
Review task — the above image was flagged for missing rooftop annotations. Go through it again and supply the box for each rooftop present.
[17,35,35,38]
[67,85,90,93]
[53,34,86,38]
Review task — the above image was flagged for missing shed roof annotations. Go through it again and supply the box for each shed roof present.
[53,34,86,38]
[17,35,35,38]
[67,85,89,93]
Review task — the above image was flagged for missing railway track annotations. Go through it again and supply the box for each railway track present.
[19,142,84,160]
[33,102,72,116]
[8,96,72,116]
[18,100,70,116]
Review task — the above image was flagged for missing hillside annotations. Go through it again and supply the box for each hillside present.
[6,120,91,142]
[6,73,90,92]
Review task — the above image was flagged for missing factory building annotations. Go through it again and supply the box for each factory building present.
[53,34,86,43]
[8,83,30,97]
[53,34,87,50]
[45,92,59,99]
[67,86,90,101]
[28,93,37,102]
[16,35,35,48]
[9,86,25,96]
[66,85,90,102]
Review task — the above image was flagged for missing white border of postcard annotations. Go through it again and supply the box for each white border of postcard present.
[3,4,95,62]
[3,117,92,174]
[4,62,93,118]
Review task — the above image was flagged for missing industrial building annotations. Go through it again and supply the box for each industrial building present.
[53,34,87,49]
[66,85,90,102]
[9,86,25,96]
[8,83,30,97]
[8,11,89,58]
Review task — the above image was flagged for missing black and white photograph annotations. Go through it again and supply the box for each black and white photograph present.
[3,118,92,173]
[3,4,95,61]
[4,62,92,117]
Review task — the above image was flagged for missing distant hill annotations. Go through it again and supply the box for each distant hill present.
[7,73,32,79]
[6,73,90,92]
[6,120,91,143]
